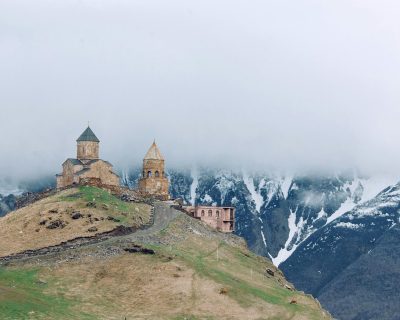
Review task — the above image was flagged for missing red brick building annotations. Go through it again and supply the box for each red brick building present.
[184,205,235,233]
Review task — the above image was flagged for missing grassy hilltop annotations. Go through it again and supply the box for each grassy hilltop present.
[0,187,330,320]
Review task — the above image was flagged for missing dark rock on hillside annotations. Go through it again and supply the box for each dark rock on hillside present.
[86,202,96,208]
[124,244,155,255]
[71,212,83,220]
[107,216,120,222]
[46,219,67,229]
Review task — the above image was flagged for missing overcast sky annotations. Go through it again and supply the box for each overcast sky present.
[1,0,400,182]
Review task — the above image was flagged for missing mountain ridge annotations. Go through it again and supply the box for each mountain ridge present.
[281,182,400,320]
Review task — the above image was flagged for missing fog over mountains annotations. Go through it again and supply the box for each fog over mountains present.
[1,0,400,182]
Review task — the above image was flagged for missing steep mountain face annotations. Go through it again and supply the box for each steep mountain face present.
[280,183,400,320]
[121,168,392,267]
[0,194,16,217]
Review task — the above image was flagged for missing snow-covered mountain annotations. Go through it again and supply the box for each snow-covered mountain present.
[121,167,396,267]
[281,182,400,320]
[2,169,395,267]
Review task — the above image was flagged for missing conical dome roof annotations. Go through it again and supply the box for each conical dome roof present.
[144,141,164,160]
[77,126,100,142]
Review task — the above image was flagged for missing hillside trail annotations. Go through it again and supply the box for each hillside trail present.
[0,201,181,263]
[127,201,180,239]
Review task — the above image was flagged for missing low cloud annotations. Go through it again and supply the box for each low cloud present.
[1,0,400,183]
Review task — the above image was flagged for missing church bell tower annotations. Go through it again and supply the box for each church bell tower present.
[76,126,100,161]
[138,141,169,199]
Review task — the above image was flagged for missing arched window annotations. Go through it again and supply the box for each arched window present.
[201,210,205,217]
[155,171,160,177]
[216,210,220,218]
[143,171,145,178]
[208,210,212,217]
[162,171,165,177]
[147,171,152,177]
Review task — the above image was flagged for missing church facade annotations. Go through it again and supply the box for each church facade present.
[56,127,120,189]
[138,141,169,200]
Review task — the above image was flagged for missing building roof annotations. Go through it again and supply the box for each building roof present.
[84,159,100,165]
[75,168,91,176]
[63,158,83,166]
[77,126,100,142]
[85,159,112,166]
[144,141,164,160]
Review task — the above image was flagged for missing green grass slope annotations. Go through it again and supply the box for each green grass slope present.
[0,196,330,320]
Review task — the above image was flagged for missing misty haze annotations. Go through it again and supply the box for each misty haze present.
[1,1,400,183]
[1,1,400,320]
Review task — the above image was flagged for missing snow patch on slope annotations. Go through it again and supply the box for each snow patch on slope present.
[335,222,363,230]
[358,175,399,203]
[215,172,236,205]
[272,210,300,266]
[316,208,327,220]
[242,171,264,213]
[280,176,293,199]
[326,174,398,226]
[261,230,267,247]
[264,180,280,208]
[190,167,199,206]
[326,198,356,225]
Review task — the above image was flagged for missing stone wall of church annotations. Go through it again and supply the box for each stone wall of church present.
[78,161,120,186]
[139,159,169,199]
[77,141,99,160]
[57,162,77,188]
[142,159,165,178]
[138,176,169,199]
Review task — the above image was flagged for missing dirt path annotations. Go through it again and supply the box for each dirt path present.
[0,201,181,264]
[125,201,180,240]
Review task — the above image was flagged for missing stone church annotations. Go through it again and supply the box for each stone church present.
[138,141,169,200]
[56,127,120,189]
